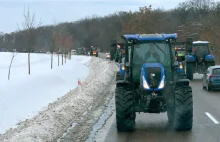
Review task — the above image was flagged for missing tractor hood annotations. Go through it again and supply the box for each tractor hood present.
[140,62,165,91]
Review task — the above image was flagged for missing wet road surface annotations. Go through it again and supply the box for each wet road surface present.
[90,77,220,142]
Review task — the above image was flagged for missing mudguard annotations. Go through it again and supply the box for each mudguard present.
[185,55,195,62]
[176,79,190,86]
[116,80,131,87]
[140,62,165,91]
[119,63,125,76]
[204,54,215,62]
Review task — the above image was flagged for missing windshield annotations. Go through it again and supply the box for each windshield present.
[133,42,171,67]
[192,44,209,57]
[213,68,220,75]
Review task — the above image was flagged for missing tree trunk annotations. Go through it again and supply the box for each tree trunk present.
[28,52,30,74]
[58,53,59,66]
[8,57,14,80]
[51,52,53,69]
[62,52,63,65]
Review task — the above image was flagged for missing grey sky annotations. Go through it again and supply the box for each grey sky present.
[0,0,216,33]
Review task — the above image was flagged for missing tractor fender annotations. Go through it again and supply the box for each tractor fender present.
[119,63,125,76]
[185,55,195,62]
[176,79,190,87]
[204,54,215,62]
[116,80,131,88]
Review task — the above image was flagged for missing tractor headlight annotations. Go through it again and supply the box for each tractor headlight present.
[142,75,150,89]
[122,65,125,70]
[179,63,183,69]
[158,75,165,89]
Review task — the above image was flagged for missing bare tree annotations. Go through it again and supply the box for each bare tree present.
[50,29,56,69]
[21,6,41,74]
[49,20,59,69]
[53,24,67,66]
[8,49,18,80]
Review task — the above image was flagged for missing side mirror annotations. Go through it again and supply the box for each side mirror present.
[172,61,179,70]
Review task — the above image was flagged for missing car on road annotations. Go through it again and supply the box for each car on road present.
[71,49,77,55]
[106,52,110,59]
[203,65,220,91]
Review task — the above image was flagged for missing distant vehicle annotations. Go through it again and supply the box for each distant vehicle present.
[90,46,98,57]
[76,47,84,55]
[203,65,220,91]
[106,52,110,59]
[186,41,215,80]
[71,49,77,55]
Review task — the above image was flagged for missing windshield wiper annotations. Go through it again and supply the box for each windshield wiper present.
[152,43,165,54]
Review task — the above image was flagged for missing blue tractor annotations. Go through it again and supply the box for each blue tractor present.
[185,41,215,80]
[115,33,193,131]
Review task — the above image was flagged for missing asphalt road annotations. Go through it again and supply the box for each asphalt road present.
[87,54,220,142]
[89,76,220,142]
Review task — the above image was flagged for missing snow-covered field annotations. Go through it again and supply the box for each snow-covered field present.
[0,52,118,142]
[0,52,91,134]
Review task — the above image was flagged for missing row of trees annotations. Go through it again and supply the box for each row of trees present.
[4,7,74,79]
[1,0,220,64]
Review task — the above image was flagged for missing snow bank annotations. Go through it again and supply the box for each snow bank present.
[0,52,91,134]
[0,57,118,142]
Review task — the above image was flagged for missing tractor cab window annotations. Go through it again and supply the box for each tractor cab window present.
[192,44,209,57]
[133,42,171,67]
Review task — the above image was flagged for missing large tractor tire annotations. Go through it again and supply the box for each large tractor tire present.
[115,57,119,62]
[170,86,193,130]
[186,63,193,80]
[115,86,135,131]
[116,72,121,81]
[205,62,215,70]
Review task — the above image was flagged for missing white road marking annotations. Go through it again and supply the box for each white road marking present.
[205,112,219,124]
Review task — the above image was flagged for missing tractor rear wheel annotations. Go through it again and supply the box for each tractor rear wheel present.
[116,72,121,81]
[115,86,135,131]
[173,86,193,130]
[186,63,193,80]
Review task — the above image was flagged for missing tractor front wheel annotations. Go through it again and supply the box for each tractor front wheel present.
[173,86,193,130]
[115,86,135,131]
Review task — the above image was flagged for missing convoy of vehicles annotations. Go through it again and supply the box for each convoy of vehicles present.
[71,33,218,132]
[115,33,193,131]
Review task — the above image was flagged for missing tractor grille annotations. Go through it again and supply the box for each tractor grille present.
[145,67,161,88]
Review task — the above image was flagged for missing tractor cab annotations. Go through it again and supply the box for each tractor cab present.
[192,41,210,58]
[109,41,125,63]
[121,33,179,84]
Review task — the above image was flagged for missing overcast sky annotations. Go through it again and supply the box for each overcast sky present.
[0,0,217,33]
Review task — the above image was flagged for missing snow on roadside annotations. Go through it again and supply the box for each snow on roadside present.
[0,57,118,142]
[0,52,91,134]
